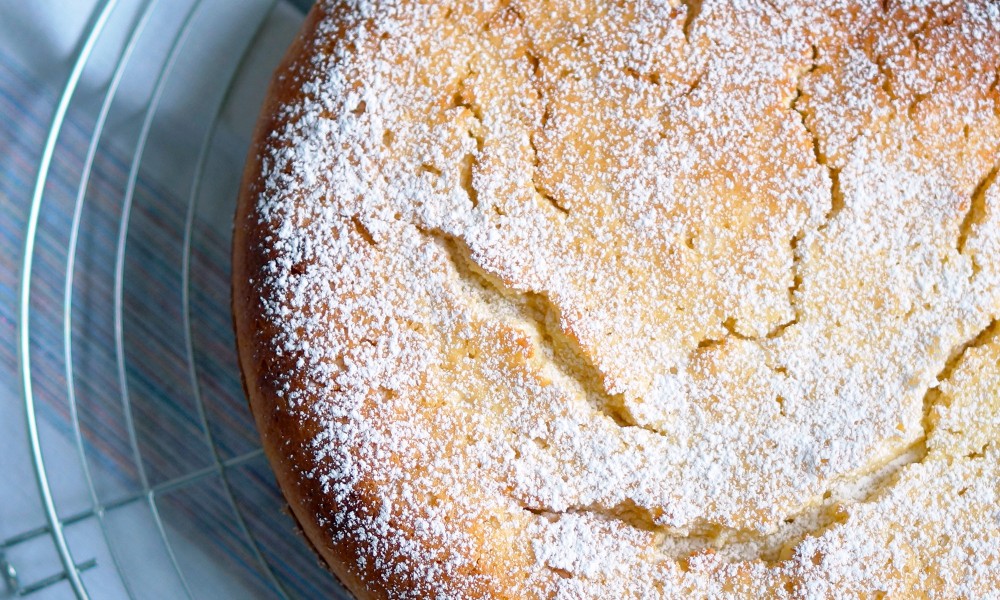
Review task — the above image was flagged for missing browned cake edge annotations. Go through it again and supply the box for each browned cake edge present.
[233,5,385,599]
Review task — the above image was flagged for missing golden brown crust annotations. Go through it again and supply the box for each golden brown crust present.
[235,1,1000,598]
[234,6,381,600]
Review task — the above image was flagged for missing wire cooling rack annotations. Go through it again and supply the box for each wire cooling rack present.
[3,0,350,597]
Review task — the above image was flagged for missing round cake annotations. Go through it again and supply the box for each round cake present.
[233,1,1000,597]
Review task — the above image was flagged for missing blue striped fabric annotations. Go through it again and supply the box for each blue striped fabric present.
[0,4,346,596]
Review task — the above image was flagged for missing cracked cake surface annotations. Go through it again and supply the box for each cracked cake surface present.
[232,0,1000,597]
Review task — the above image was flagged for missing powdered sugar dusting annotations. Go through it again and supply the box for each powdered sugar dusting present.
[237,0,1000,597]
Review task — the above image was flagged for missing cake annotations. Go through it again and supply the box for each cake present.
[232,1,1000,597]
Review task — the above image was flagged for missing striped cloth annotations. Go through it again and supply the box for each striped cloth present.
[0,2,345,598]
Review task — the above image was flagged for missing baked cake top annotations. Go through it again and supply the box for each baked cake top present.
[234,1,1000,597]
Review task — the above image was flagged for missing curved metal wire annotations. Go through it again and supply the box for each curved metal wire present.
[112,1,205,597]
[17,1,120,598]
[64,2,159,598]
[179,1,292,597]
[14,2,332,597]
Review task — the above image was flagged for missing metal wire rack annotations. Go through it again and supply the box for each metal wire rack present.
[4,0,349,597]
